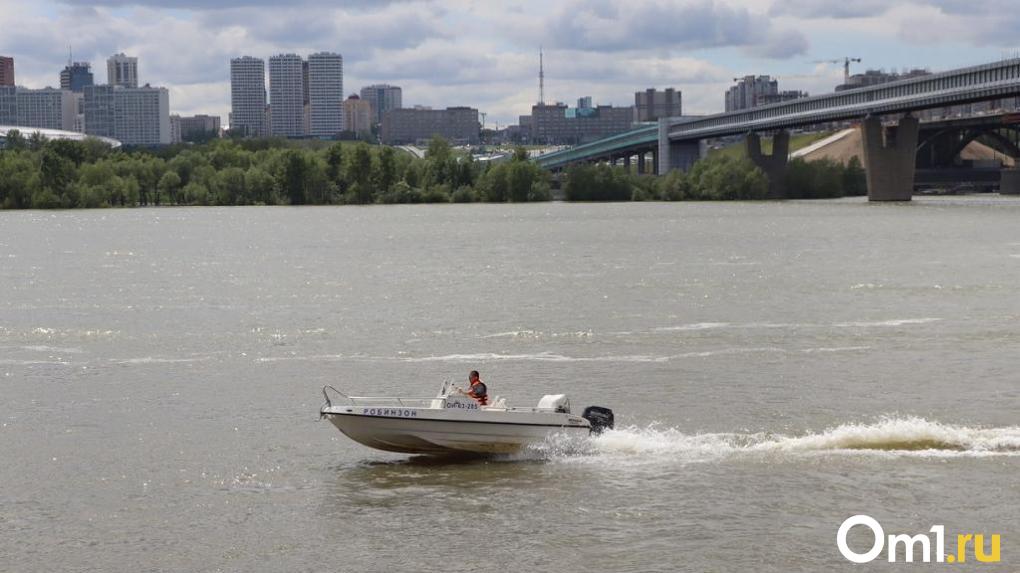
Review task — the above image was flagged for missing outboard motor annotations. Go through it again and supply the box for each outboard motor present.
[582,406,614,435]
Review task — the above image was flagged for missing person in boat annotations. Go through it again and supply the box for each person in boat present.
[458,370,488,406]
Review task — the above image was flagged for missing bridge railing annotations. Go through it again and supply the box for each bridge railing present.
[669,58,1020,140]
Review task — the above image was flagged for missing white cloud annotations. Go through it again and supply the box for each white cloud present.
[0,0,1015,126]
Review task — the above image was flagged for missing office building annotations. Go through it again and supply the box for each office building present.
[60,62,94,93]
[307,52,344,137]
[529,102,634,145]
[635,88,682,122]
[83,85,115,137]
[269,53,305,137]
[381,106,479,145]
[177,114,220,141]
[360,84,402,125]
[343,94,372,135]
[1,55,15,86]
[230,56,267,137]
[14,88,77,131]
[107,53,139,88]
[84,85,170,145]
[577,96,593,109]
[0,86,18,124]
[113,86,170,145]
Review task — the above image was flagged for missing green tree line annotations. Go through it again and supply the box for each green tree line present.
[564,155,867,201]
[0,130,865,209]
[0,132,550,209]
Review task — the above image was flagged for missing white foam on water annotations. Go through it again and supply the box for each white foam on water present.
[800,346,872,353]
[111,357,208,365]
[653,322,731,332]
[255,354,347,363]
[480,330,595,340]
[399,352,671,363]
[549,417,1020,466]
[833,318,942,328]
[10,345,85,354]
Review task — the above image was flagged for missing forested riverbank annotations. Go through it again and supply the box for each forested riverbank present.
[0,131,865,209]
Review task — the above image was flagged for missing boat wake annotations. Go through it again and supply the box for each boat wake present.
[530,417,1020,464]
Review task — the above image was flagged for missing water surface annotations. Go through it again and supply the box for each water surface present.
[2,198,1018,571]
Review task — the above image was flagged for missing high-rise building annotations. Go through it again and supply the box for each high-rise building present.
[113,86,170,145]
[15,88,78,131]
[360,84,402,125]
[307,52,344,138]
[60,62,94,93]
[634,88,682,122]
[269,54,305,137]
[577,96,593,109]
[83,85,115,137]
[529,102,634,145]
[177,114,221,141]
[230,56,267,137]
[381,106,479,145]
[84,85,170,145]
[0,86,19,124]
[170,114,182,143]
[343,94,372,135]
[724,76,806,112]
[0,56,14,86]
[302,60,310,135]
[107,53,139,88]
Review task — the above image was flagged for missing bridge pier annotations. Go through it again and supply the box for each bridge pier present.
[637,152,647,174]
[1001,169,1020,195]
[658,118,705,174]
[862,115,920,201]
[746,131,789,199]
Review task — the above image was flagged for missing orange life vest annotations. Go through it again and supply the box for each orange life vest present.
[468,380,488,406]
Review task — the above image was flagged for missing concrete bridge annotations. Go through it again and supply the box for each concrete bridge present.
[535,58,1020,201]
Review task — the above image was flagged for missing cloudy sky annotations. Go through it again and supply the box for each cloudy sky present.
[1,0,1018,127]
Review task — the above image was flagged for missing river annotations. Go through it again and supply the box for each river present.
[2,197,1017,571]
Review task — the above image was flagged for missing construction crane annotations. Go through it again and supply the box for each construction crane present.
[814,57,862,83]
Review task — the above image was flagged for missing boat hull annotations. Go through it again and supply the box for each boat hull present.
[324,412,590,455]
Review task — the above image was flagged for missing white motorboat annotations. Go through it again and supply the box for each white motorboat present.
[319,381,614,455]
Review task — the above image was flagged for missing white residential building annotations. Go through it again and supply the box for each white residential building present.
[83,85,170,145]
[230,56,267,137]
[307,52,344,137]
[113,86,170,145]
[15,88,77,131]
[269,53,305,137]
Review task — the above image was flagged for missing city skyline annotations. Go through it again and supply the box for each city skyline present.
[1,1,1018,128]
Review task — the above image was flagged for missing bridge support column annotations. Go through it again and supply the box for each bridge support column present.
[746,131,789,199]
[636,152,647,174]
[658,118,704,174]
[862,115,919,201]
[1001,169,1020,195]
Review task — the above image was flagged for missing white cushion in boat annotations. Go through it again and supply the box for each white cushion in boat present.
[537,394,570,412]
